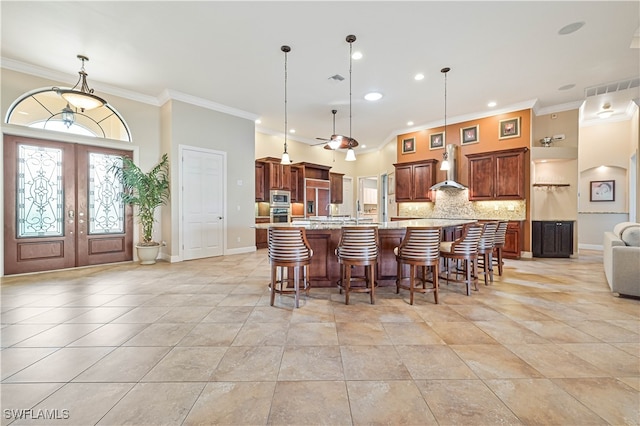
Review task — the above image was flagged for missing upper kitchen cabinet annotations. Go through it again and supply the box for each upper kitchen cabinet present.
[466,147,528,201]
[393,159,438,202]
[290,165,302,202]
[255,161,266,202]
[330,172,344,204]
[256,157,291,191]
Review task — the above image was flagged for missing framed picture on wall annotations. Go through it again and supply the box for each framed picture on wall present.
[590,180,615,202]
[401,137,415,154]
[499,117,520,139]
[461,125,479,145]
[429,132,444,150]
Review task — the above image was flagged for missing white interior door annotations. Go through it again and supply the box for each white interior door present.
[182,147,225,260]
[339,176,354,217]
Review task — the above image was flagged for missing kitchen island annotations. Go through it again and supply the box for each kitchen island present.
[255,218,475,287]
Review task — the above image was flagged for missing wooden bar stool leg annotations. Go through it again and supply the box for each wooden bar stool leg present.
[370,264,376,305]
[345,264,351,305]
[294,267,299,308]
[488,252,494,283]
[396,261,402,294]
[270,265,277,306]
[433,265,439,304]
[409,264,415,305]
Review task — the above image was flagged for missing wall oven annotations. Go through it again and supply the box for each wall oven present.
[270,207,291,223]
[270,190,290,206]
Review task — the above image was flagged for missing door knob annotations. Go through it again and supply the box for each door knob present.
[68,210,75,219]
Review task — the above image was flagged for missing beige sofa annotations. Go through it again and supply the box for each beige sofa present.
[603,222,640,297]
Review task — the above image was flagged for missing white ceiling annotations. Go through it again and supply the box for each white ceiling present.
[2,1,639,151]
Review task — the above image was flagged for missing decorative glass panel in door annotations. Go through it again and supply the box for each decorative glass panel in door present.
[88,153,125,234]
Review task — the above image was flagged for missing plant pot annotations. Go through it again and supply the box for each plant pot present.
[136,243,160,265]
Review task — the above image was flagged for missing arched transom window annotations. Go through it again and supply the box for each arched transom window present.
[6,87,131,142]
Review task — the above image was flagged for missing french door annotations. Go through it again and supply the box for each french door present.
[3,135,133,275]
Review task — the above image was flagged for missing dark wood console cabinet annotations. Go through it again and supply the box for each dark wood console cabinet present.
[532,220,573,258]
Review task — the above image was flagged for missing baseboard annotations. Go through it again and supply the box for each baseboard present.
[579,243,603,251]
[226,246,257,255]
[520,251,533,259]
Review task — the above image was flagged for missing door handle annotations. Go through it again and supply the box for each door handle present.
[218,216,223,220]
[68,210,75,219]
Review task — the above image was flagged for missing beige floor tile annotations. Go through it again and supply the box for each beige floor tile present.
[178,322,242,346]
[486,378,608,425]
[429,321,499,345]
[0,324,56,347]
[341,345,411,380]
[68,323,149,347]
[489,302,557,321]
[74,346,170,382]
[611,341,640,357]
[0,383,64,426]
[1,348,58,381]
[155,306,213,323]
[111,306,172,323]
[519,320,604,343]
[183,382,275,425]
[618,376,640,391]
[217,293,262,306]
[268,381,351,425]
[397,344,477,380]
[278,345,344,381]
[201,306,253,322]
[451,344,544,379]
[415,379,523,425]
[247,306,293,323]
[382,322,446,345]
[565,319,640,343]
[336,322,392,345]
[448,304,511,321]
[473,320,550,344]
[559,343,640,377]
[96,382,205,426]
[413,304,469,323]
[63,306,133,323]
[11,383,134,425]
[290,303,335,323]
[211,346,283,381]
[142,347,226,382]
[123,323,195,346]
[286,322,338,346]
[553,377,640,425]
[11,323,102,347]
[506,343,609,378]
[348,380,437,425]
[4,347,114,383]
[232,321,289,346]
[1,307,55,324]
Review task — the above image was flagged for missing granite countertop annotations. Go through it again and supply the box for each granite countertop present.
[254,218,476,230]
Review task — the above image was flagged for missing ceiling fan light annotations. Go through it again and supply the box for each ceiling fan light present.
[281,151,291,165]
[328,137,341,150]
[345,147,356,161]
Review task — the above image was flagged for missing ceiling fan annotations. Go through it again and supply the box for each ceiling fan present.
[314,109,359,150]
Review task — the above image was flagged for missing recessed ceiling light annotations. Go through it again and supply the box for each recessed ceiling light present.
[352,51,363,60]
[360,144,366,149]
[414,73,425,81]
[255,119,261,124]
[289,129,295,134]
[407,121,414,126]
[364,92,383,101]
[558,84,575,91]
[558,21,585,35]
[487,101,497,107]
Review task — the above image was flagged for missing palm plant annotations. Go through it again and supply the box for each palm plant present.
[111,153,170,245]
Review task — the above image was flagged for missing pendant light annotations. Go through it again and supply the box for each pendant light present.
[440,67,451,171]
[280,45,292,165]
[56,55,106,112]
[345,34,357,162]
[61,103,75,128]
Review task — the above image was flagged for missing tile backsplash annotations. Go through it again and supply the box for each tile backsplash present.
[397,188,526,220]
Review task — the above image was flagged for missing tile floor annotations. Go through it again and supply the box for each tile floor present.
[1,250,638,425]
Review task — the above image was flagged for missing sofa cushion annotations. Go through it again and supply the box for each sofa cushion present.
[621,225,640,247]
[613,222,638,238]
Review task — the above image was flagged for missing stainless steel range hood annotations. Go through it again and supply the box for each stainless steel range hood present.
[430,144,467,190]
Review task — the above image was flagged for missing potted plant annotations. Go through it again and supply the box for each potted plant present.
[111,153,170,264]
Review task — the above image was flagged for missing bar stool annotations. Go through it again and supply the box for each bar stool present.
[336,226,379,305]
[268,227,313,308]
[395,227,441,305]
[492,221,508,276]
[477,222,499,285]
[439,223,483,296]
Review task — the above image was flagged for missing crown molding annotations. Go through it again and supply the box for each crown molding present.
[158,89,259,121]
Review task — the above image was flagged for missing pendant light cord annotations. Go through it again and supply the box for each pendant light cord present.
[281,45,291,155]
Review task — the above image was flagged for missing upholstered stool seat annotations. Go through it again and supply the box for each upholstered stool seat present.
[268,227,313,308]
[336,226,379,305]
[395,227,441,305]
[439,223,483,296]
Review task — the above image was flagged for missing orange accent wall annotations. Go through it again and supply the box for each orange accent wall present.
[396,109,532,252]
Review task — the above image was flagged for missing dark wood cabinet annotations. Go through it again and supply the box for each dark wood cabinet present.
[467,148,527,201]
[255,161,266,201]
[330,172,344,204]
[256,157,291,192]
[503,221,523,259]
[532,220,573,258]
[393,159,438,202]
[290,166,302,202]
[255,217,270,249]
